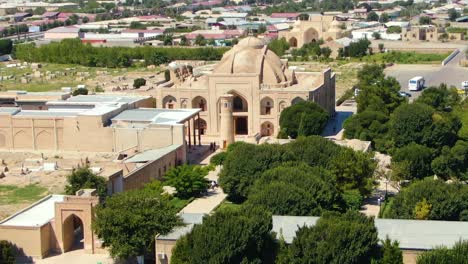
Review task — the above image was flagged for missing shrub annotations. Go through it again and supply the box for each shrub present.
[133,78,146,88]
[279,101,329,139]
[210,152,227,166]
[0,241,15,264]
[164,165,209,199]
[65,167,107,197]
[72,87,88,96]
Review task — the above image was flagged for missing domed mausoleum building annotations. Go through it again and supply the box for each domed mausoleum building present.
[156,36,335,146]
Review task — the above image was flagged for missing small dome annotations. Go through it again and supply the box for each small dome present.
[237,37,265,49]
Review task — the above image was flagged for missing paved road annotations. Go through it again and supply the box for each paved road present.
[385,49,468,99]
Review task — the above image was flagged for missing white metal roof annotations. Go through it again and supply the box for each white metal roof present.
[0,195,65,227]
[124,144,182,163]
[272,215,468,250]
[112,108,201,125]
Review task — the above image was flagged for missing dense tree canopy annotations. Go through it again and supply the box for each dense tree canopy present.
[93,188,181,259]
[171,206,274,264]
[431,140,468,181]
[219,136,376,203]
[246,163,344,215]
[14,39,228,68]
[0,39,12,55]
[417,240,468,264]
[65,167,107,197]
[391,143,433,181]
[279,101,329,139]
[383,178,468,221]
[164,165,209,199]
[415,85,460,111]
[282,211,379,264]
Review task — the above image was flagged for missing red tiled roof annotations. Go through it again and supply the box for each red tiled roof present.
[270,13,300,18]
[58,12,73,18]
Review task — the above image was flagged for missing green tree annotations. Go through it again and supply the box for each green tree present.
[65,167,107,197]
[372,32,381,39]
[392,143,433,180]
[279,101,329,139]
[210,152,227,166]
[164,165,209,199]
[384,178,468,221]
[179,35,189,46]
[416,85,461,111]
[171,206,275,264]
[72,87,88,96]
[219,142,285,202]
[267,37,289,56]
[82,16,89,23]
[0,241,15,264]
[93,189,181,259]
[414,198,432,220]
[133,78,146,88]
[246,163,344,215]
[286,211,379,264]
[417,240,468,264]
[380,237,403,264]
[431,140,468,181]
[163,34,173,46]
[329,148,376,197]
[0,39,12,55]
[448,8,460,22]
[194,34,206,46]
[379,13,390,23]
[390,103,434,147]
[386,26,402,34]
[419,16,432,25]
[367,12,379,21]
[129,21,146,29]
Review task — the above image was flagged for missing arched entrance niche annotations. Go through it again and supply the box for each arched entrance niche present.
[261,122,274,136]
[229,92,248,112]
[289,37,298,48]
[62,214,84,252]
[304,28,319,44]
[163,95,177,109]
[192,96,207,111]
[260,97,274,115]
[195,118,207,135]
[292,97,305,105]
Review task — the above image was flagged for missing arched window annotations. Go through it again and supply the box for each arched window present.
[260,97,274,115]
[163,95,177,109]
[192,96,207,111]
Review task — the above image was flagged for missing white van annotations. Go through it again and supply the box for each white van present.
[408,76,425,91]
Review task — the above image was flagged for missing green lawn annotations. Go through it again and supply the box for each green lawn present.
[215,201,242,212]
[169,197,194,211]
[0,184,48,205]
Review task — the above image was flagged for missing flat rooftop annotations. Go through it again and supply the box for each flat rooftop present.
[0,195,65,227]
[272,215,468,250]
[67,94,150,105]
[157,213,205,241]
[124,144,182,163]
[112,108,201,125]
